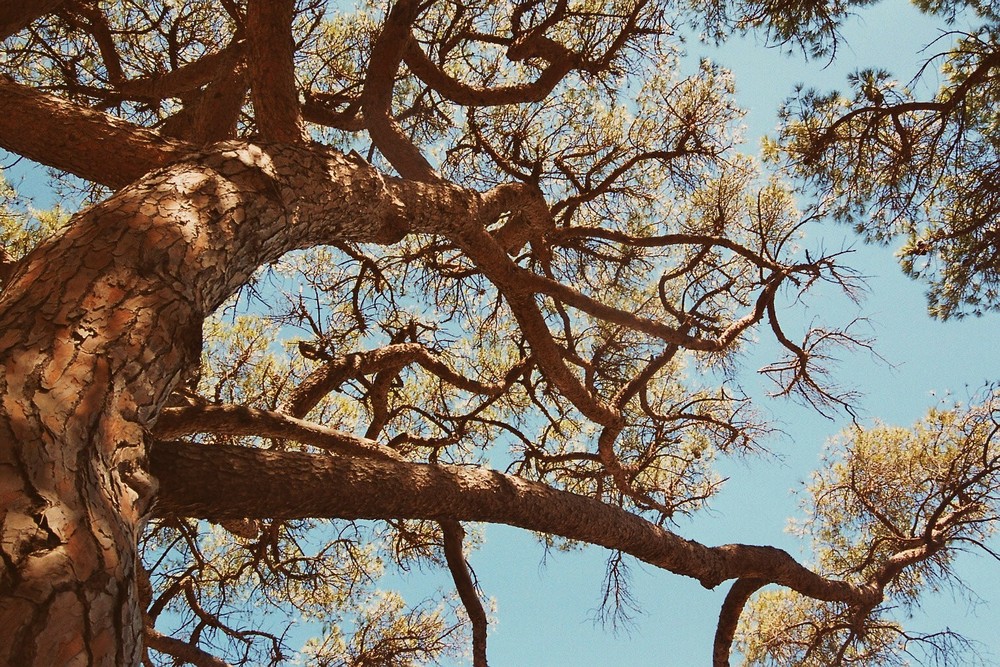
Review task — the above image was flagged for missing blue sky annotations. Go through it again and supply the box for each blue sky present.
[3,1,998,664]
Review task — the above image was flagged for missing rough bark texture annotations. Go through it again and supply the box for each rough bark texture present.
[0,140,484,665]
[246,0,306,143]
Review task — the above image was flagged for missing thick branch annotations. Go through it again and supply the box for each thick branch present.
[154,403,402,460]
[154,41,249,145]
[145,626,233,667]
[362,0,439,181]
[246,0,305,143]
[0,76,192,188]
[119,40,246,101]
[151,440,880,607]
[0,0,63,39]
[403,34,575,106]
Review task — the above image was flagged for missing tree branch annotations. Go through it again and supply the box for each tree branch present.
[440,520,489,666]
[402,34,575,106]
[0,76,192,188]
[154,403,402,461]
[119,40,246,101]
[712,578,766,667]
[151,440,881,608]
[246,0,306,143]
[362,0,439,181]
[144,625,233,667]
[281,342,503,419]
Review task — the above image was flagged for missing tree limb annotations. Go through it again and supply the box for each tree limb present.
[440,520,489,666]
[246,0,306,143]
[361,0,439,181]
[402,34,575,106]
[0,76,192,188]
[150,440,881,608]
[712,578,766,667]
[154,403,402,461]
[144,625,233,667]
[281,342,503,418]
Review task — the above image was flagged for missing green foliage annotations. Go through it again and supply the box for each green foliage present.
[738,391,1000,664]
[0,171,70,261]
[772,2,1000,318]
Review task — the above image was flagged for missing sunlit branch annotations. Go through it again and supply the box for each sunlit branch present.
[0,76,193,188]
[154,403,402,461]
[145,625,233,667]
[450,224,620,425]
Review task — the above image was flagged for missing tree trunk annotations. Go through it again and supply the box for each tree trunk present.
[0,141,477,665]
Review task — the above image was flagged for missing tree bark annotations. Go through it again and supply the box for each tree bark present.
[0,141,483,665]
[0,76,193,189]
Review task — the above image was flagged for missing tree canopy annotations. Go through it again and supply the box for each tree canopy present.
[0,0,998,665]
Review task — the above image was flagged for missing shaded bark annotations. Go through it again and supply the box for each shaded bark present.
[246,0,306,143]
[441,520,489,667]
[0,0,64,39]
[713,578,766,667]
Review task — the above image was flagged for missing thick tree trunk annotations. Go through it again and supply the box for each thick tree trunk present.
[0,141,478,665]
[0,184,210,665]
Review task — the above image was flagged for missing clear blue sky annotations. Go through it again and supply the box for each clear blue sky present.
[3,1,997,664]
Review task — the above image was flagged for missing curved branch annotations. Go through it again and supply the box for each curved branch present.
[403,34,576,106]
[712,578,766,667]
[361,0,439,181]
[816,51,1000,151]
[552,226,781,270]
[440,520,488,667]
[151,440,881,608]
[117,41,246,101]
[281,342,503,419]
[451,224,620,425]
